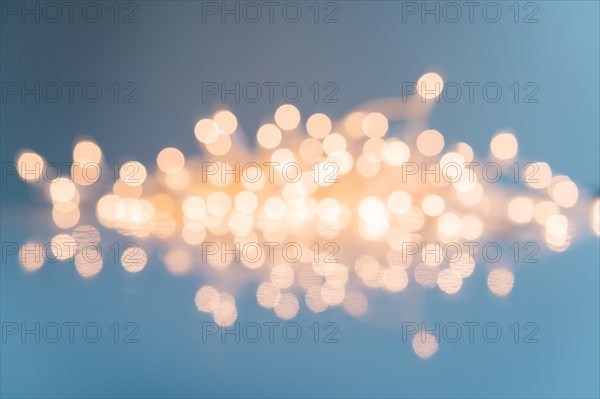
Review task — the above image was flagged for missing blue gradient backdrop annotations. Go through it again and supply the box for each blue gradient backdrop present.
[1,1,599,398]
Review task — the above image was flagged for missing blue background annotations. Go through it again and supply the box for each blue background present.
[1,1,599,398]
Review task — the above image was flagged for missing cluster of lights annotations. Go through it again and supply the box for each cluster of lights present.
[15,72,599,358]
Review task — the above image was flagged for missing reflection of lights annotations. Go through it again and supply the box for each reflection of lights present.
[449,253,475,278]
[487,268,514,297]
[383,267,409,292]
[197,289,237,327]
[195,286,221,312]
[412,331,438,359]
[257,282,281,309]
[163,249,191,275]
[271,264,294,289]
[19,241,45,272]
[414,264,439,288]
[321,281,346,306]
[15,72,598,359]
[274,292,299,319]
[343,291,368,317]
[75,247,103,278]
[72,225,101,247]
[121,246,148,273]
[305,286,328,313]
[437,269,462,294]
